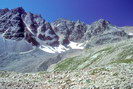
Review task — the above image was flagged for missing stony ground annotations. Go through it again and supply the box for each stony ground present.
[1,39,133,89]
[0,63,133,89]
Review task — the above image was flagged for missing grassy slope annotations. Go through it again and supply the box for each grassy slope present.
[53,38,133,71]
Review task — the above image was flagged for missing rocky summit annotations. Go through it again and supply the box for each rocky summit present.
[0,7,133,89]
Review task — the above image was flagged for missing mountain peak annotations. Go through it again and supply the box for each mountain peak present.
[97,19,110,25]
[75,20,85,26]
[0,8,9,12]
[11,7,25,14]
[91,19,110,29]
[0,8,9,16]
[54,18,71,23]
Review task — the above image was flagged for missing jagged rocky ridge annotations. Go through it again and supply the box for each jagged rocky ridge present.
[0,7,133,72]
[0,7,132,50]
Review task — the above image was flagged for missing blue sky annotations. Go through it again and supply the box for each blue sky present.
[0,0,133,26]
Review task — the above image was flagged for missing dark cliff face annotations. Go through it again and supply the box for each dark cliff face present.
[0,7,131,48]
[0,7,59,46]
[0,7,25,40]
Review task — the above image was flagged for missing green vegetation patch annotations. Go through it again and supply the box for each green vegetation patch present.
[113,72,119,76]
[54,57,89,71]
[97,46,115,54]
[54,46,117,71]
[0,71,11,77]
[110,59,133,64]
[82,47,115,69]
[90,68,109,75]
[118,46,133,59]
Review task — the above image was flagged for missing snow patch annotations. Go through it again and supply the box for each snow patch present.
[128,32,133,36]
[37,26,42,37]
[68,41,84,49]
[19,48,35,54]
[45,29,55,37]
[39,46,56,53]
[23,21,34,35]
[39,44,69,53]
[39,41,85,53]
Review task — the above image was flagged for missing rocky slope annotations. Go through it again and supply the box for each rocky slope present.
[1,38,133,89]
[0,64,133,89]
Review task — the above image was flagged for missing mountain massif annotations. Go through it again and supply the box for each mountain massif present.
[0,7,133,89]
